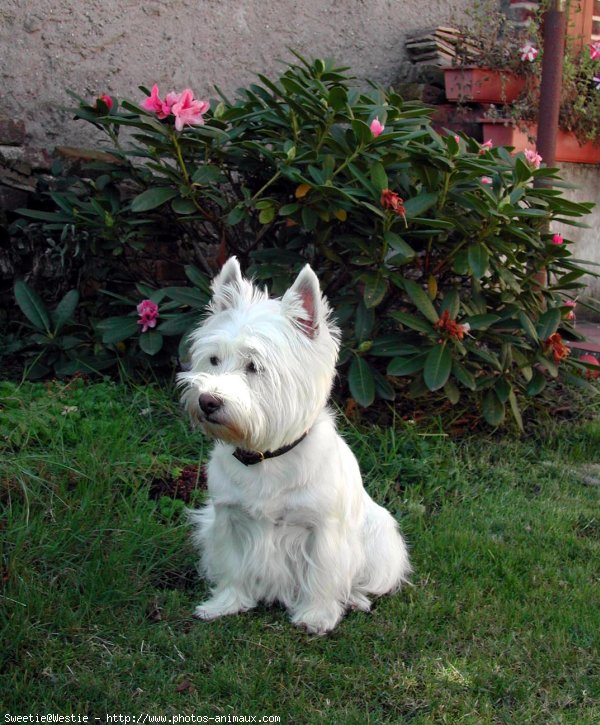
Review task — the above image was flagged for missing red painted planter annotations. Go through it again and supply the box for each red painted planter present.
[444,68,527,103]
[481,122,600,164]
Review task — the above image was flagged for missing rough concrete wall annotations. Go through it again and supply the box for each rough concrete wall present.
[555,163,600,304]
[0,0,470,149]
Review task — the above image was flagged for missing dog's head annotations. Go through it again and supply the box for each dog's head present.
[178,257,340,452]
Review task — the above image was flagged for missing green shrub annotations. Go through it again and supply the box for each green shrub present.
[11,52,599,426]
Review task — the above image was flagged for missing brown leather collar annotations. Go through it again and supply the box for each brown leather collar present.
[233,432,308,466]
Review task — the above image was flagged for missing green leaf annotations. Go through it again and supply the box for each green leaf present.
[518,311,539,342]
[372,368,396,401]
[171,197,197,215]
[227,204,247,226]
[389,311,435,334]
[423,343,451,391]
[369,336,419,357]
[355,302,375,342]
[452,360,477,390]
[348,356,376,407]
[463,313,500,330]
[52,290,79,334]
[384,231,415,261]
[494,377,511,403]
[97,317,139,344]
[14,280,51,333]
[439,289,460,319]
[467,244,489,279]
[351,119,372,145]
[362,273,387,308]
[526,370,547,396]
[191,166,224,184]
[482,389,505,427]
[536,308,561,339]
[158,312,200,336]
[184,266,212,294]
[443,379,460,405]
[328,86,347,111]
[387,354,427,376]
[131,187,179,212]
[164,287,209,309]
[370,162,388,192]
[139,330,164,355]
[508,389,524,432]
[259,206,276,224]
[402,192,438,219]
[402,279,439,323]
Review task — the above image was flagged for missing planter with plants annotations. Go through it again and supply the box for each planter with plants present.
[443,1,539,104]
[447,1,600,161]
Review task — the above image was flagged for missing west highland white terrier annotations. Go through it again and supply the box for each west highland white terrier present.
[178,257,411,633]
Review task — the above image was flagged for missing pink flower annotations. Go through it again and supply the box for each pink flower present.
[453,134,460,143]
[96,94,113,111]
[590,41,600,60]
[480,176,493,185]
[171,89,209,131]
[564,300,576,321]
[141,84,172,119]
[370,117,384,137]
[520,43,538,62]
[479,139,493,154]
[137,299,159,333]
[524,148,542,168]
[552,233,564,245]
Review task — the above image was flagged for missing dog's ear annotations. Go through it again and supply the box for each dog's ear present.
[211,257,243,309]
[282,265,322,339]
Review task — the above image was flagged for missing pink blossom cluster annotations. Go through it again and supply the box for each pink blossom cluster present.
[524,148,542,169]
[137,299,159,333]
[590,40,600,60]
[520,43,538,62]
[142,85,209,131]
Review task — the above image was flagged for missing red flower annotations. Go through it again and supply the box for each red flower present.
[544,333,570,364]
[96,94,113,111]
[380,188,406,223]
[433,310,470,341]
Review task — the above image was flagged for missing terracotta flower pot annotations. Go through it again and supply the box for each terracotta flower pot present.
[444,68,527,104]
[481,122,600,164]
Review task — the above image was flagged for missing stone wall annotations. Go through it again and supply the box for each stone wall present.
[1,0,598,305]
[555,163,600,303]
[0,0,471,149]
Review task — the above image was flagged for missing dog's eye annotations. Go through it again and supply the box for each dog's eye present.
[209,356,219,366]
[246,360,258,374]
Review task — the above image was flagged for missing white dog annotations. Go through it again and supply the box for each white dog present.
[178,257,410,633]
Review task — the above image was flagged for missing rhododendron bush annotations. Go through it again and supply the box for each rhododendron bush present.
[12,53,599,427]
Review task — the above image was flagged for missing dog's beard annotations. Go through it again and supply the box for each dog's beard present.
[178,374,260,449]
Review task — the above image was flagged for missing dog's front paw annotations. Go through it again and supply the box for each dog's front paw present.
[291,603,343,635]
[193,589,254,621]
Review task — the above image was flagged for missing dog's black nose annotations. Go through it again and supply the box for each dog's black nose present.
[199,393,223,416]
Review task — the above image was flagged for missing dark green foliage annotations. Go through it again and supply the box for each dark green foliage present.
[9,53,599,426]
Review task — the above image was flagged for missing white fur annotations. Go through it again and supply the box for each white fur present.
[178,257,411,633]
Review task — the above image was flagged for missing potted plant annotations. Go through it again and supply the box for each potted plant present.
[482,37,600,163]
[443,1,540,104]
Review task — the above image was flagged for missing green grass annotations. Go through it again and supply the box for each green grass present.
[1,378,599,723]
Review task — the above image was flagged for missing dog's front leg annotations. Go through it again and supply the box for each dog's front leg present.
[192,503,258,621]
[290,520,358,634]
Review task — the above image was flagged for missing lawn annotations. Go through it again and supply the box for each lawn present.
[1,378,599,723]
